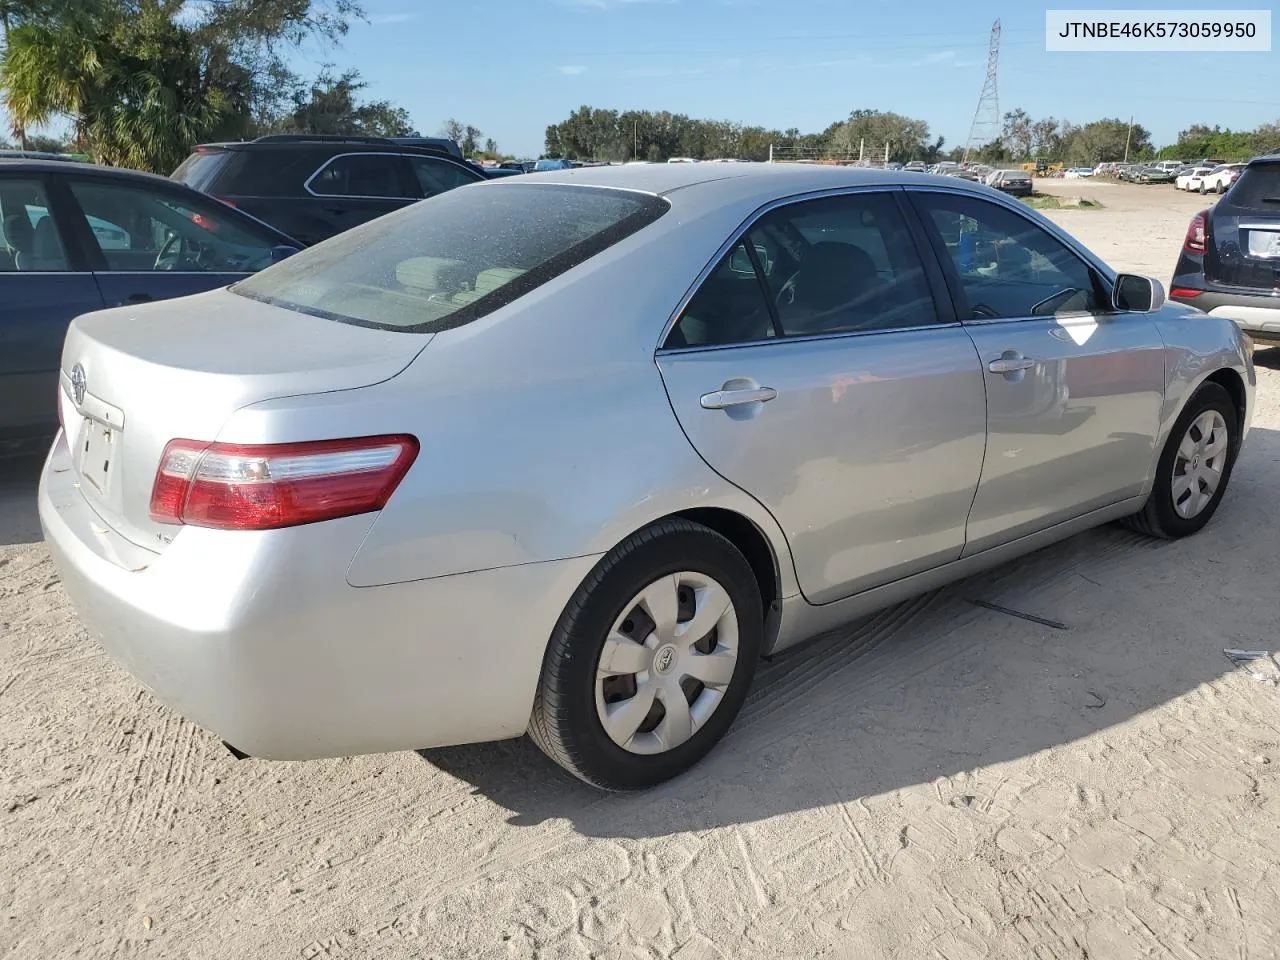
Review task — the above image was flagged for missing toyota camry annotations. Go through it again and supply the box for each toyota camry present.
[40,163,1254,790]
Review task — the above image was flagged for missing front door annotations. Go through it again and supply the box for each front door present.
[656,190,987,605]
[63,177,284,308]
[908,189,1166,553]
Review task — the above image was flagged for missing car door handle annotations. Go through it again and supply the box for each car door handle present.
[987,354,1036,374]
[700,386,778,409]
[119,293,153,305]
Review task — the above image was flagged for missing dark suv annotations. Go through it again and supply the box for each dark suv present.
[171,135,484,245]
[1170,154,1280,345]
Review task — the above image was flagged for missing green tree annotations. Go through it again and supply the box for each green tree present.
[1001,108,1032,159]
[277,66,412,136]
[0,0,363,172]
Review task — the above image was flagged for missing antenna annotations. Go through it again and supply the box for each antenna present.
[963,20,1001,164]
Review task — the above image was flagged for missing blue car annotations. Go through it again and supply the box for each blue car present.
[0,159,300,452]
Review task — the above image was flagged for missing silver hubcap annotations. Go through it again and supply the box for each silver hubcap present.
[1172,410,1229,519]
[595,572,739,755]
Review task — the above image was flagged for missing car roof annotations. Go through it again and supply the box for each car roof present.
[194,139,465,159]
[514,161,990,200]
[0,158,178,185]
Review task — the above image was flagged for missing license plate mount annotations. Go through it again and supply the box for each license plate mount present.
[76,417,117,495]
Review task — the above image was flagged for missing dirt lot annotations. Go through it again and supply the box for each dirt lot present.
[4,181,1280,960]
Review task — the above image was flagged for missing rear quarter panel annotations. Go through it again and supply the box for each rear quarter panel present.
[1150,305,1255,459]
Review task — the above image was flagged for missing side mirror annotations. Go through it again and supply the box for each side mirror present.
[270,244,301,264]
[1113,273,1167,312]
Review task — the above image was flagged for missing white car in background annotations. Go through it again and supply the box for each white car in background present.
[1176,166,1215,190]
[1197,164,1246,195]
[1064,167,1095,179]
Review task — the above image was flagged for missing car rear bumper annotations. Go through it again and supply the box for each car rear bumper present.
[39,431,599,760]
[1171,288,1280,344]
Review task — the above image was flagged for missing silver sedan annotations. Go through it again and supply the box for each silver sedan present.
[40,164,1254,790]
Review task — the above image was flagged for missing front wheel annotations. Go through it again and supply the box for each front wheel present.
[1125,382,1238,539]
[528,519,763,790]
[1199,183,1208,194]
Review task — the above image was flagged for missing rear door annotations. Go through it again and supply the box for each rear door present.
[656,189,987,604]
[908,188,1166,553]
[303,152,418,239]
[0,173,104,441]
[62,176,284,308]
[1206,161,1280,292]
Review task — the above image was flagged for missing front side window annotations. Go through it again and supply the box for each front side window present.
[667,192,940,348]
[308,154,408,199]
[68,180,279,273]
[0,178,70,272]
[407,157,479,198]
[914,193,1106,320]
[233,183,669,332]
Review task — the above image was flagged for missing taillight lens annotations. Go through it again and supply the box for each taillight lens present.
[1183,210,1208,254]
[149,435,418,530]
[1169,287,1203,298]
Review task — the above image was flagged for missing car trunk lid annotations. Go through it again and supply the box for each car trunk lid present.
[1206,162,1280,292]
[59,287,430,551]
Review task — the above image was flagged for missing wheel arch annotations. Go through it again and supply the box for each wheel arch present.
[1202,367,1247,448]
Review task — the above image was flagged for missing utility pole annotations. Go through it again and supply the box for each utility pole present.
[858,138,864,163]
[884,141,889,164]
[634,119,638,161]
[1123,115,1133,162]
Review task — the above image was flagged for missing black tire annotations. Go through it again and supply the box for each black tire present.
[1199,182,1207,194]
[528,519,763,790]
[1124,383,1238,539]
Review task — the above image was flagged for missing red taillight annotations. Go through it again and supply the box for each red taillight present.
[1183,210,1208,254]
[149,435,419,530]
[1170,287,1203,298]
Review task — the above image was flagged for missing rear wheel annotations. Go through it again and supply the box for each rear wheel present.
[528,519,762,790]
[1125,383,1237,539]
[1199,182,1208,194]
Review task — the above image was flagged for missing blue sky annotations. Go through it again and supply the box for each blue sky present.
[15,0,1280,157]
[315,0,1279,157]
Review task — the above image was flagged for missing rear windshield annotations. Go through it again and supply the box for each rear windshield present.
[1228,163,1280,209]
[171,150,229,190]
[232,183,668,332]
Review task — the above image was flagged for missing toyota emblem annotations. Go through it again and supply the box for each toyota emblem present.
[70,363,87,407]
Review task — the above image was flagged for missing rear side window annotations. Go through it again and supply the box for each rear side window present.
[171,151,229,191]
[407,156,479,197]
[307,154,410,199]
[667,192,939,348]
[1228,164,1280,209]
[232,183,669,332]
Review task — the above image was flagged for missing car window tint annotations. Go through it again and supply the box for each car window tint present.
[68,180,278,273]
[0,179,70,271]
[233,183,668,333]
[916,193,1104,319]
[1229,164,1280,209]
[308,154,407,198]
[407,157,478,198]
[666,240,776,347]
[752,193,939,337]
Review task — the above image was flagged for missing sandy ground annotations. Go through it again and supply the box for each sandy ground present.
[4,181,1280,960]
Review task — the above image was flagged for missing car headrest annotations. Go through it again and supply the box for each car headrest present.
[3,214,33,253]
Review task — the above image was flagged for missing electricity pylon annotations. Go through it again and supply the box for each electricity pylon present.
[963,20,1001,164]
